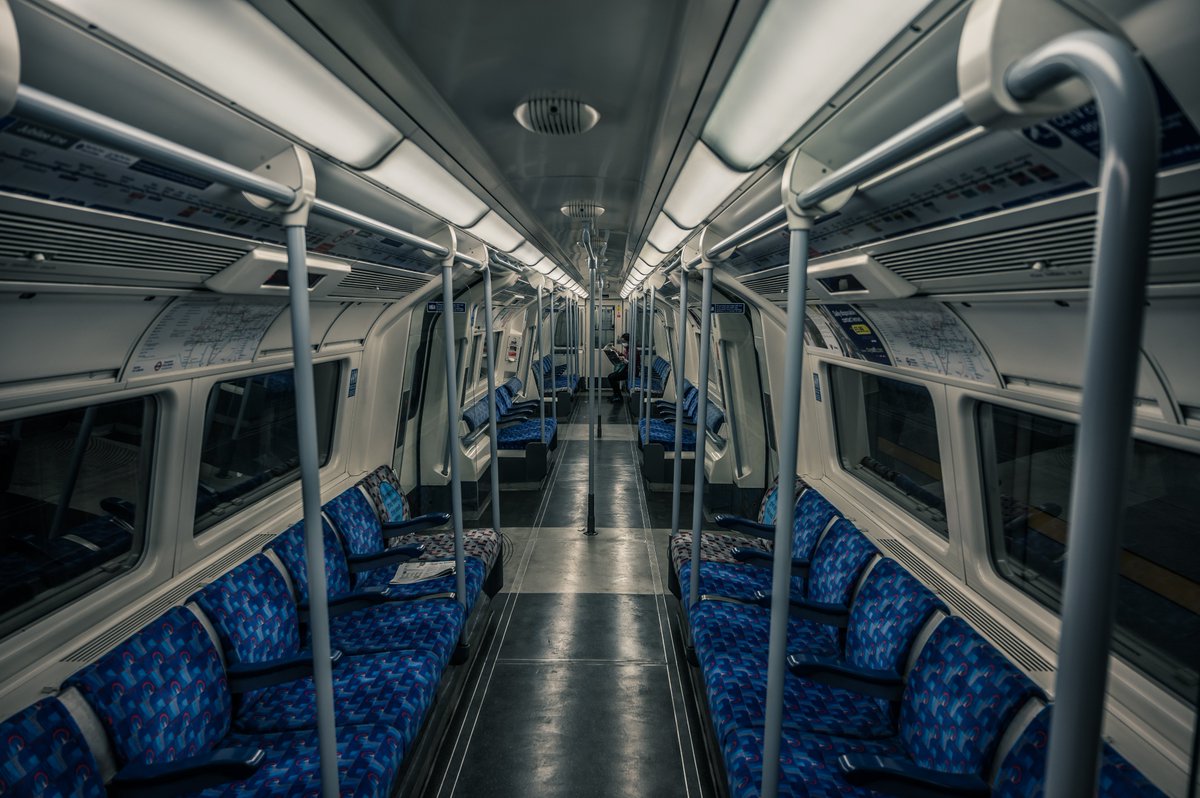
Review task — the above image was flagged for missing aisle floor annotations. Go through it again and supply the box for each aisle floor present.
[425,396,716,798]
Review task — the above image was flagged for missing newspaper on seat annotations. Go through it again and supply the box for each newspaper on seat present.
[391,560,455,584]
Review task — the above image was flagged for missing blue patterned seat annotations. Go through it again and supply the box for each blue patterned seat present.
[190,554,444,745]
[266,520,468,657]
[64,606,405,798]
[637,418,696,451]
[696,559,945,748]
[722,617,1043,797]
[0,697,106,797]
[496,417,556,449]
[679,509,864,612]
[356,466,502,572]
[992,706,1166,797]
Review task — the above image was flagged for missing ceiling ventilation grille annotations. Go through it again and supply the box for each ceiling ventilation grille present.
[0,211,246,276]
[873,192,1200,284]
[560,201,605,221]
[878,538,1053,674]
[63,533,276,663]
[331,267,433,298]
[514,96,600,135]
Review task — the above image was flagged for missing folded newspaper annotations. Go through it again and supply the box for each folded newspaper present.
[391,560,456,584]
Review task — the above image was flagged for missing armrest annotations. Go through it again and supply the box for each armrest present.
[837,755,989,797]
[346,544,425,574]
[227,650,342,693]
[714,515,775,541]
[508,400,541,411]
[787,654,905,701]
[382,513,449,537]
[101,497,137,525]
[731,547,811,577]
[309,586,391,619]
[109,748,266,798]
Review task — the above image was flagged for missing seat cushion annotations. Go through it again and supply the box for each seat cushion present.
[388,528,502,572]
[724,725,904,798]
[689,599,838,676]
[668,531,764,574]
[350,556,487,614]
[638,419,695,451]
[0,698,106,798]
[677,560,804,610]
[211,723,403,798]
[235,650,441,749]
[496,418,556,449]
[326,598,464,668]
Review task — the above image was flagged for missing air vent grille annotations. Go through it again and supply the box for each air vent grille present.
[63,533,276,663]
[514,97,600,136]
[560,201,605,221]
[332,268,433,297]
[873,192,1200,283]
[0,211,246,276]
[878,538,1053,673]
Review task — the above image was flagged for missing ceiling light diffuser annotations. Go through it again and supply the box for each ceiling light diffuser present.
[639,243,666,267]
[663,142,749,229]
[467,211,524,252]
[514,243,547,267]
[368,141,488,227]
[702,0,934,170]
[647,213,691,254]
[50,0,401,168]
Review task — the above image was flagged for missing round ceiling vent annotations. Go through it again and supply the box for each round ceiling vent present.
[514,96,600,135]
[560,200,605,221]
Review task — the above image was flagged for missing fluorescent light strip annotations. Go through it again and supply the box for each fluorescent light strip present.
[513,243,546,267]
[702,0,935,170]
[467,211,524,252]
[51,0,401,168]
[647,212,691,253]
[368,141,488,227]
[639,243,667,267]
[663,141,749,229]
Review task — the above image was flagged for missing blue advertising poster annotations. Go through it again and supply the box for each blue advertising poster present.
[821,304,892,365]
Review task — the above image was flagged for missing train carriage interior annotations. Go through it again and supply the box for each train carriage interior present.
[0,0,1198,795]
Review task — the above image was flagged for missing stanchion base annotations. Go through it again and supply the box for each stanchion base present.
[597,414,603,438]
[685,645,699,667]
[451,641,471,666]
[585,493,597,536]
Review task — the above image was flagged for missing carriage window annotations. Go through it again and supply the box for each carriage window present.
[978,403,1200,704]
[830,367,947,537]
[195,364,339,534]
[0,396,153,636]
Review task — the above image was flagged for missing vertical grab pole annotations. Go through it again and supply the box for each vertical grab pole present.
[672,268,690,538]
[628,292,638,413]
[760,225,811,798]
[48,405,97,538]
[536,279,546,441]
[644,284,656,441]
[247,147,337,798]
[436,229,469,645]
[686,259,715,613]
[585,232,598,536]
[549,283,558,418]
[482,257,503,540]
[1003,32,1158,798]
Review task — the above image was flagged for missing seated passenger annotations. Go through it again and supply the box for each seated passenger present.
[605,333,633,403]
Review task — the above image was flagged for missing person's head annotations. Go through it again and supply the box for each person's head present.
[620,333,629,343]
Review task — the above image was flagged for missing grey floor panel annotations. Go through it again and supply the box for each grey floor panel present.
[498,594,666,662]
[446,662,689,798]
[520,540,657,594]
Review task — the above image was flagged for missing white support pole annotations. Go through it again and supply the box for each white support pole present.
[536,279,546,440]
[549,283,558,418]
[687,260,715,612]
[644,284,656,439]
[435,229,468,645]
[585,233,598,536]
[482,258,502,539]
[628,292,639,413]
[671,268,690,538]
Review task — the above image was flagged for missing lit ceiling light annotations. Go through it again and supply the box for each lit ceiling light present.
[467,211,524,252]
[368,141,488,227]
[640,243,666,267]
[530,258,555,275]
[50,0,401,168]
[702,0,935,170]
[647,213,691,254]
[549,267,567,282]
[632,259,653,278]
[663,142,749,229]
[515,244,548,268]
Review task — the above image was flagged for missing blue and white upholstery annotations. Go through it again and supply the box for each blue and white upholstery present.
[0,698,106,797]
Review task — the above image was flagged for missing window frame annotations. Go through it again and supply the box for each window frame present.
[0,391,159,641]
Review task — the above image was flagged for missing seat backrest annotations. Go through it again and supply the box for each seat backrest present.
[504,376,523,396]
[191,554,301,666]
[900,617,1042,776]
[64,606,231,768]
[0,697,107,797]
[790,489,840,559]
[805,518,876,606]
[845,558,944,672]
[992,705,1166,797]
[653,357,671,380]
[357,465,409,523]
[704,401,725,436]
[266,518,353,602]
[323,487,385,557]
[461,399,490,434]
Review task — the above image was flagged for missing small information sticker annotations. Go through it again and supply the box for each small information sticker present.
[348,368,359,398]
[711,303,745,314]
[426,301,467,313]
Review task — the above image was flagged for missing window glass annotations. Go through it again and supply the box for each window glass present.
[0,396,152,635]
[978,403,1200,703]
[830,366,947,536]
[195,364,339,533]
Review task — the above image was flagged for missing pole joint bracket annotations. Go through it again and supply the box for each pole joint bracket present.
[245,145,316,227]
